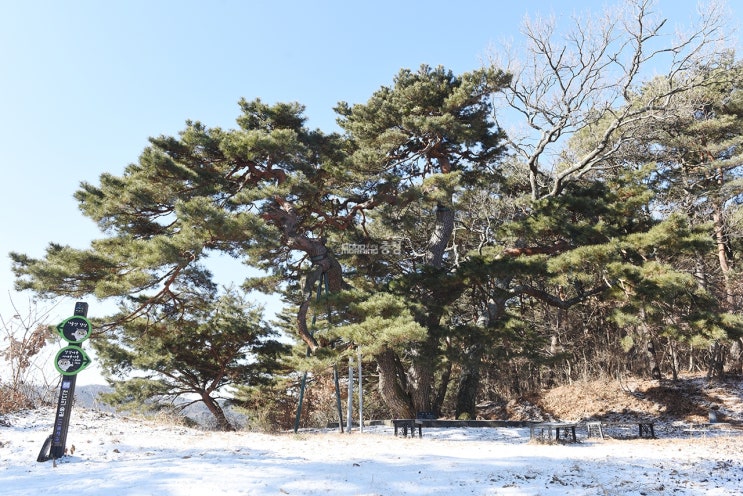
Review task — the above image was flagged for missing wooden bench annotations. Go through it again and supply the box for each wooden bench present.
[393,412,436,437]
[586,421,655,439]
[638,422,655,438]
[413,412,437,437]
[682,422,734,437]
[392,419,421,437]
[585,421,604,438]
[530,422,578,442]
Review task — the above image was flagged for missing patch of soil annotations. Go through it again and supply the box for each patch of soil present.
[478,373,743,425]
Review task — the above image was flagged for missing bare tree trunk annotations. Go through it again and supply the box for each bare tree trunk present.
[455,342,484,420]
[669,340,680,381]
[376,347,414,417]
[726,338,743,375]
[201,392,234,431]
[406,202,457,414]
[645,338,662,381]
[425,205,454,267]
[265,197,348,353]
[408,337,437,414]
[707,341,726,380]
[295,250,346,352]
[712,207,734,309]
[433,353,452,415]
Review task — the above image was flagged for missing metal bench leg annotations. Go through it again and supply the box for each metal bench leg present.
[638,423,655,438]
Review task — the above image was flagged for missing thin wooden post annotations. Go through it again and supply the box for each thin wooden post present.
[358,347,364,432]
[334,365,344,432]
[347,356,354,433]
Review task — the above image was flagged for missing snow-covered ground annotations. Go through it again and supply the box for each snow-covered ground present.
[2,407,742,495]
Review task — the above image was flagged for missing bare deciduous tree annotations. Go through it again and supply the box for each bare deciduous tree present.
[489,0,734,200]
[0,295,60,412]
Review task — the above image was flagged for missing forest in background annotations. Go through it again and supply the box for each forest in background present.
[3,0,743,431]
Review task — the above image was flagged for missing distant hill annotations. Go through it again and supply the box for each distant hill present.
[72,384,246,429]
[74,384,116,411]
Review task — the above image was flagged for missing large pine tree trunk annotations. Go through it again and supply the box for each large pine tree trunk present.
[712,207,734,309]
[425,205,454,267]
[372,200,458,417]
[295,250,345,352]
[453,296,506,417]
[408,203,456,414]
[434,354,453,414]
[455,342,483,419]
[710,206,733,380]
[376,347,415,417]
[408,333,439,414]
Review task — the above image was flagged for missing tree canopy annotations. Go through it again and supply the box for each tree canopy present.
[10,0,743,426]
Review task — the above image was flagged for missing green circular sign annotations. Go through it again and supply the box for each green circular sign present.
[56,316,92,343]
[54,346,92,376]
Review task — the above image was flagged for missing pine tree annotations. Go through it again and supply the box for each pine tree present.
[95,287,286,431]
[334,65,511,416]
[633,57,743,377]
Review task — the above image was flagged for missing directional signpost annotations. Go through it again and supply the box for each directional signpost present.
[54,346,92,375]
[37,302,91,462]
[56,315,92,343]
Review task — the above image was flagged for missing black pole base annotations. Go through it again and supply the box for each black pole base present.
[36,435,53,462]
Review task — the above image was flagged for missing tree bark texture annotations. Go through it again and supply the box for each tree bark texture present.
[264,197,347,353]
[455,342,484,419]
[408,202,457,413]
[201,392,234,431]
[646,339,662,381]
[376,347,415,418]
[425,205,454,268]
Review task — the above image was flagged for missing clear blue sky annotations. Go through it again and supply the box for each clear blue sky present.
[1,0,740,324]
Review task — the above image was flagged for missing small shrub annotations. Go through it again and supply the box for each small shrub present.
[1,298,60,414]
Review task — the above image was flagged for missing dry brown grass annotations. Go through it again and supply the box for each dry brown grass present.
[474,372,743,426]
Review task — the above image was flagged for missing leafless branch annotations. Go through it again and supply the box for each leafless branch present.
[488,0,735,199]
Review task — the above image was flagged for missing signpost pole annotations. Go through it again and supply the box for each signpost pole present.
[37,302,90,462]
